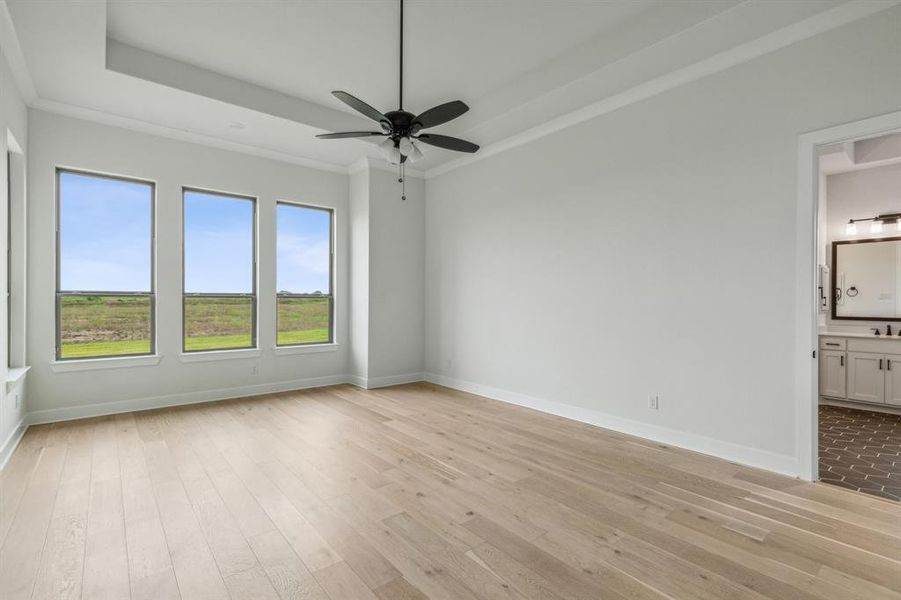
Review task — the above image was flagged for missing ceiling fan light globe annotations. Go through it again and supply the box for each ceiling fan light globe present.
[407,144,424,164]
[378,137,395,160]
[398,136,414,156]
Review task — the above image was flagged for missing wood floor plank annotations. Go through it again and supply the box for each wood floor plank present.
[1,382,898,600]
[246,529,330,600]
[30,513,86,600]
[0,444,67,600]
[82,478,131,600]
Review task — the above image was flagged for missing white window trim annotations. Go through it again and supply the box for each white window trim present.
[50,354,162,373]
[5,365,29,392]
[272,342,339,356]
[178,347,262,363]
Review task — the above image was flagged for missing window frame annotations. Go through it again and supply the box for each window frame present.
[182,186,258,354]
[54,167,157,361]
[275,201,334,347]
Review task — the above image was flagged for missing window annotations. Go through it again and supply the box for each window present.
[276,202,333,346]
[183,188,256,352]
[56,169,155,360]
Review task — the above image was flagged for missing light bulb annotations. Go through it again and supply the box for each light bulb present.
[388,146,402,165]
[407,143,424,164]
[398,136,413,156]
[845,221,857,235]
[871,220,883,233]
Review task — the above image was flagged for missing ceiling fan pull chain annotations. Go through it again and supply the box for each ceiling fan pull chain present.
[400,162,406,201]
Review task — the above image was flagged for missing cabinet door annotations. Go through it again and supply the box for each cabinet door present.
[818,350,846,399]
[847,352,885,404]
[884,354,901,406]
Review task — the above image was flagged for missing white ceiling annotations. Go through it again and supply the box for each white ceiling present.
[106,0,658,114]
[2,0,882,173]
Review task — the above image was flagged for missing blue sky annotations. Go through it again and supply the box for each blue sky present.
[59,171,331,295]
[276,203,330,294]
[59,171,152,292]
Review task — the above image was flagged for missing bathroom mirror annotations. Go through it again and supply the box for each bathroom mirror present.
[832,236,901,320]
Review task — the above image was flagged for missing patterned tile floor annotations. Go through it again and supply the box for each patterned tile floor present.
[819,404,901,501]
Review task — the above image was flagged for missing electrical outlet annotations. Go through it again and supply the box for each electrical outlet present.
[648,394,659,410]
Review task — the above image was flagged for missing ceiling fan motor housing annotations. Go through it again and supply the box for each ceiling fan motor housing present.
[384,111,418,140]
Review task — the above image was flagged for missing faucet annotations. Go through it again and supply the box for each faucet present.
[888,324,893,336]
[871,327,881,336]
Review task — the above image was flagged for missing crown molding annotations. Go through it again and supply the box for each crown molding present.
[424,0,901,179]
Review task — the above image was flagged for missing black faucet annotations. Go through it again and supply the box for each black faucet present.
[872,327,881,336]
[888,325,893,336]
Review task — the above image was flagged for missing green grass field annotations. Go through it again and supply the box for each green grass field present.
[59,295,330,358]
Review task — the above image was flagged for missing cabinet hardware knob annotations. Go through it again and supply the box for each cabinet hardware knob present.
[879,359,883,370]
[840,355,844,367]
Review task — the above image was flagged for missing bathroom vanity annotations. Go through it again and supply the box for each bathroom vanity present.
[819,333,901,407]
[821,235,901,409]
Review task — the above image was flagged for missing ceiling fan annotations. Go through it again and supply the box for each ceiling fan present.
[316,0,479,166]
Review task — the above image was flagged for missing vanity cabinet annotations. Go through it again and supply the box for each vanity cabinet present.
[820,334,901,407]
[819,350,846,399]
[885,356,901,406]
[847,352,884,403]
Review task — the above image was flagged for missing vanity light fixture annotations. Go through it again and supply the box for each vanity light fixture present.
[845,212,901,236]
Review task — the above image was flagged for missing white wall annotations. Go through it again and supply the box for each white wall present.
[348,167,370,381]
[0,43,27,464]
[26,110,349,421]
[826,163,901,245]
[367,167,424,383]
[347,162,425,386]
[424,8,901,474]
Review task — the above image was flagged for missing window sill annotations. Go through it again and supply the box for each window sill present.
[6,366,30,392]
[179,348,262,363]
[273,343,339,356]
[51,354,162,373]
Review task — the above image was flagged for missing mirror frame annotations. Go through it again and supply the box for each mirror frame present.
[831,235,901,321]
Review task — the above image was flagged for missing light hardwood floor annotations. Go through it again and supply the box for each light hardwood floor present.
[1,382,899,600]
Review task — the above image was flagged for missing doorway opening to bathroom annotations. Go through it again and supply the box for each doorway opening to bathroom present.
[801,113,901,501]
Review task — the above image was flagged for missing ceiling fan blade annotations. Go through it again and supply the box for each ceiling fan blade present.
[332,91,390,127]
[416,133,479,153]
[413,100,469,129]
[316,131,387,139]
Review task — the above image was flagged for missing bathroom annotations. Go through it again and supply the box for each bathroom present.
[816,131,901,501]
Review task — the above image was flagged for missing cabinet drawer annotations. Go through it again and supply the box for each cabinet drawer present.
[820,337,846,350]
[847,338,901,353]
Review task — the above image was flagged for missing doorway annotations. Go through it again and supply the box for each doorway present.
[797,111,901,500]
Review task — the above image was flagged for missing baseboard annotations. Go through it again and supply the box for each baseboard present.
[364,372,425,389]
[0,417,27,470]
[820,397,901,415]
[345,372,424,390]
[27,373,350,425]
[423,372,799,478]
